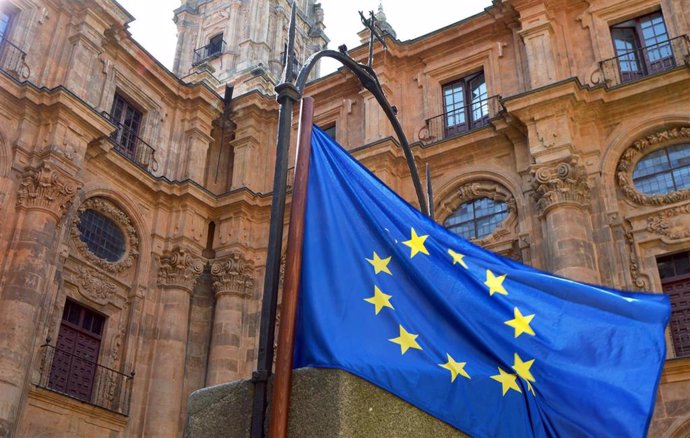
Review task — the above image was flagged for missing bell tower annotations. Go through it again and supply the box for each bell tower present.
[173,0,328,96]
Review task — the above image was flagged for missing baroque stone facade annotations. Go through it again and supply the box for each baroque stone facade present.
[0,0,689,437]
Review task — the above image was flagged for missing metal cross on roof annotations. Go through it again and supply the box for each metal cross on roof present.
[359,9,388,67]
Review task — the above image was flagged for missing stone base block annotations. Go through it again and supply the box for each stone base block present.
[184,367,467,438]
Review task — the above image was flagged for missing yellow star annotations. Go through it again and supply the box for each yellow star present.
[490,367,522,396]
[364,285,394,315]
[504,307,535,338]
[402,228,429,258]
[366,251,392,275]
[439,354,471,382]
[447,249,468,269]
[512,353,536,396]
[389,325,423,355]
[484,270,508,296]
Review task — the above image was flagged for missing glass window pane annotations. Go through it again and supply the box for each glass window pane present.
[633,149,670,178]
[78,209,126,262]
[634,173,676,195]
[668,144,690,167]
[444,198,508,240]
[672,166,690,191]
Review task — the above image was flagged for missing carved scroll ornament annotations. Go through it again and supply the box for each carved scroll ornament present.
[531,159,591,216]
[71,197,139,274]
[16,162,79,220]
[616,127,690,205]
[76,266,117,305]
[157,247,204,292]
[211,252,256,298]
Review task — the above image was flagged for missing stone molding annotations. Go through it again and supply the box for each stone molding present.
[211,252,255,298]
[157,247,205,292]
[76,266,117,305]
[623,220,648,290]
[71,197,139,274]
[531,158,591,216]
[616,127,690,206]
[16,162,79,220]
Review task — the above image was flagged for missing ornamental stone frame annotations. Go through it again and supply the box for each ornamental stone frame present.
[70,197,139,274]
[436,179,518,246]
[616,126,690,206]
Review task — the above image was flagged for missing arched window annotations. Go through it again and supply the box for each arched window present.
[633,143,690,195]
[208,33,223,57]
[77,209,126,262]
[444,197,509,240]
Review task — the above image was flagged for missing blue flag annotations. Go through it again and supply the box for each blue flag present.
[294,127,671,437]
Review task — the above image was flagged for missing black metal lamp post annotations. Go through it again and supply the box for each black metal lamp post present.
[250,4,429,437]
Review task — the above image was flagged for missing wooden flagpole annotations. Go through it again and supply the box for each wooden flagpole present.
[268,96,314,438]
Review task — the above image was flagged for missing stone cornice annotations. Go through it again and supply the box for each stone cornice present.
[16,162,80,221]
[157,247,204,292]
[531,157,591,216]
[210,252,255,298]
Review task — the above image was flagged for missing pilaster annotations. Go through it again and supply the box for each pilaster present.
[206,252,256,386]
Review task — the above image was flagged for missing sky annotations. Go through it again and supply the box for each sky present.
[118,0,493,75]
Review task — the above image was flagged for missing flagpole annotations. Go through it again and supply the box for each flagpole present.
[268,96,314,438]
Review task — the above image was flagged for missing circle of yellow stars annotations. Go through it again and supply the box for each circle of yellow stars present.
[362,227,539,397]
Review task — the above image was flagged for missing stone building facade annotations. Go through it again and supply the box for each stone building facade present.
[0,0,689,437]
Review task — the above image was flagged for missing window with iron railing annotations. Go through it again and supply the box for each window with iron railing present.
[193,33,225,66]
[609,12,675,83]
[442,71,488,138]
[105,94,156,171]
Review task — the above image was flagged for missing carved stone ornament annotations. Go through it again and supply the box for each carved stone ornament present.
[16,162,79,220]
[616,127,690,205]
[437,180,518,244]
[76,266,117,305]
[157,247,204,292]
[531,158,591,216]
[646,204,690,240]
[211,252,256,298]
[623,220,647,290]
[71,197,139,274]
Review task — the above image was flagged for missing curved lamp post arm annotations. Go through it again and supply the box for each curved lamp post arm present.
[296,50,429,215]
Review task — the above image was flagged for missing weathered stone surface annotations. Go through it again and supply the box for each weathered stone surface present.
[185,368,467,438]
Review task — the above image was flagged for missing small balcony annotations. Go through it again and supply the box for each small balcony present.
[192,39,226,66]
[35,342,134,416]
[600,35,690,86]
[0,38,29,79]
[103,113,158,172]
[419,95,503,144]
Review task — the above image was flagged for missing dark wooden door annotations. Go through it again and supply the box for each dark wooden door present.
[663,278,690,357]
[49,300,104,402]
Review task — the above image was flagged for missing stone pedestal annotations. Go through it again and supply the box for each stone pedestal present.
[184,368,468,438]
[144,248,204,438]
[0,163,78,436]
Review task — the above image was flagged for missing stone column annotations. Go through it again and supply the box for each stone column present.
[143,248,203,438]
[0,162,78,437]
[531,158,600,283]
[207,252,256,386]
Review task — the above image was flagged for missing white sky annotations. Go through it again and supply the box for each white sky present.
[118,0,493,75]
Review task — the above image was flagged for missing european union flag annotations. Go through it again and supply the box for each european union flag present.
[294,127,671,437]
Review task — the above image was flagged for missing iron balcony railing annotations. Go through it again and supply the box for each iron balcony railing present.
[35,342,134,415]
[0,38,30,79]
[192,40,226,66]
[419,95,503,144]
[103,113,157,172]
[600,35,690,86]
